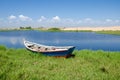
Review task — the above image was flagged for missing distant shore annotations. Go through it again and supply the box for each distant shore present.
[62,26,120,31]
[0,26,120,31]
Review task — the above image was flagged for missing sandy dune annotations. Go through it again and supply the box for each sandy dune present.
[62,26,120,31]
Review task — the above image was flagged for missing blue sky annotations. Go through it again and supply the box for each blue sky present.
[0,0,120,28]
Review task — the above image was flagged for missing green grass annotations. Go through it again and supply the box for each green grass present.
[47,28,61,32]
[96,30,120,35]
[0,46,120,80]
[0,28,25,32]
[38,27,62,32]
[0,29,34,32]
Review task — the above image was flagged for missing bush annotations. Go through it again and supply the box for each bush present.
[0,45,6,51]
[48,28,61,31]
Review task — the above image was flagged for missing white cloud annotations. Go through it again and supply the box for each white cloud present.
[82,18,95,24]
[8,15,32,21]
[41,16,46,20]
[52,16,60,21]
[84,18,92,21]
[106,19,112,22]
[18,15,32,21]
[1,15,120,27]
[8,15,16,20]
[37,16,61,24]
[76,20,82,24]
[38,16,46,22]
[8,15,18,24]
[19,16,120,27]
[115,20,119,23]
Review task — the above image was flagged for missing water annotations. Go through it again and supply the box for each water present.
[0,30,120,51]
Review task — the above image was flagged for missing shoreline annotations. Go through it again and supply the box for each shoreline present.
[0,26,120,35]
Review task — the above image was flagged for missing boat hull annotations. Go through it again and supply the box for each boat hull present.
[26,46,75,57]
[24,40,75,57]
[41,47,75,56]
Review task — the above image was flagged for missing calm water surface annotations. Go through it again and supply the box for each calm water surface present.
[0,30,120,51]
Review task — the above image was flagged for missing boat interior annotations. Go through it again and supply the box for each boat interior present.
[27,44,67,52]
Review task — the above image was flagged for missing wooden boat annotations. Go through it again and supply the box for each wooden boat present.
[24,40,75,57]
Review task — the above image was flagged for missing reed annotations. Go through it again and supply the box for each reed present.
[0,46,120,80]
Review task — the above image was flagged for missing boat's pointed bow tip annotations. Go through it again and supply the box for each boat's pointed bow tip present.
[72,46,75,48]
[73,46,75,49]
[69,46,75,50]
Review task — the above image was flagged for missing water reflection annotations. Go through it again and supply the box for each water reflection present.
[0,36,24,48]
[0,31,120,51]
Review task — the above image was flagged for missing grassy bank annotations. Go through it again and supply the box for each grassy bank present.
[0,45,120,80]
[0,28,92,32]
[0,29,34,32]
[0,29,19,32]
[96,31,120,35]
